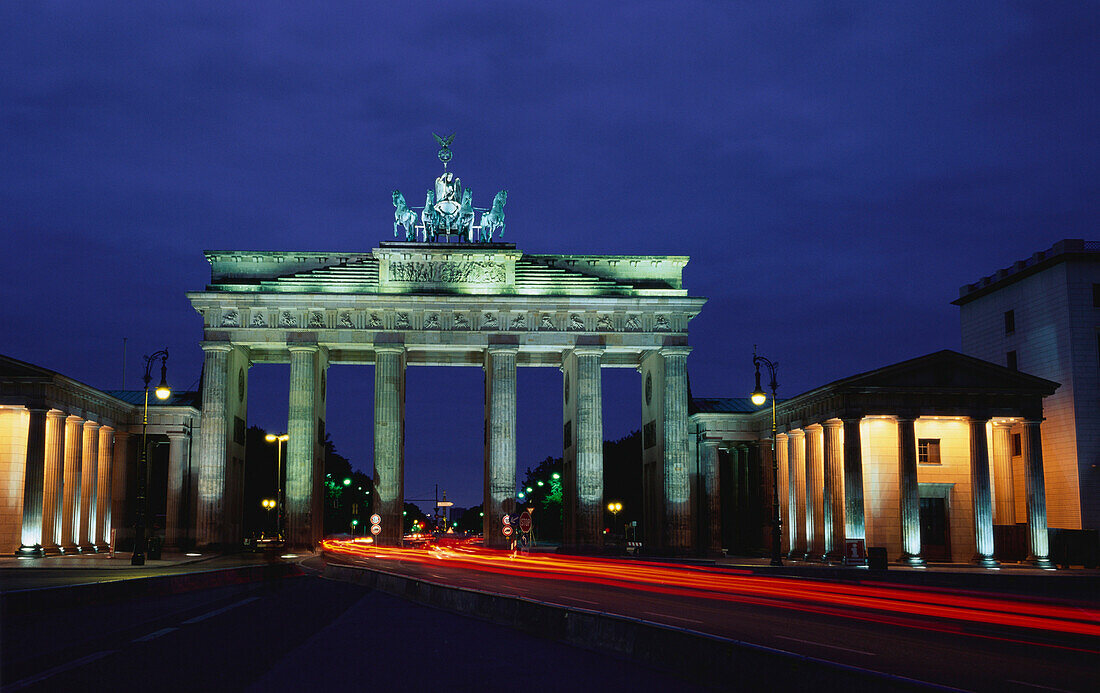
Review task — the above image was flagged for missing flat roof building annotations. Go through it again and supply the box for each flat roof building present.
[954,239,1100,531]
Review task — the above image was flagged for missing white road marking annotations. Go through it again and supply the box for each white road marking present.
[562,597,600,605]
[641,611,703,625]
[181,596,259,624]
[1006,681,1076,692]
[775,635,876,656]
[132,627,178,642]
[2,650,116,691]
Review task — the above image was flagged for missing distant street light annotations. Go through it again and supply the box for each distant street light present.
[752,346,783,567]
[264,433,288,539]
[133,349,170,566]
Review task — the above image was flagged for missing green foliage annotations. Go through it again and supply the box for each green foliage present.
[457,504,484,533]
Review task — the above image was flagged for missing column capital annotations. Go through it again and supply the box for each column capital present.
[25,406,49,415]
[787,428,805,439]
[373,344,405,355]
[46,409,66,421]
[700,437,722,448]
[114,430,131,440]
[487,344,520,355]
[200,341,234,353]
[822,419,843,430]
[1023,418,1044,426]
[287,343,320,354]
[894,413,918,424]
[991,419,1016,429]
[966,414,992,424]
[83,420,101,430]
[571,345,604,358]
[659,345,692,358]
[166,431,188,440]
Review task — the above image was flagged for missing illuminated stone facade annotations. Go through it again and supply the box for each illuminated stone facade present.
[187,242,707,552]
[955,239,1100,532]
[690,351,1058,567]
[0,355,200,556]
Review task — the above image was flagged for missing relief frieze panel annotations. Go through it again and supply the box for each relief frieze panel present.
[388,261,505,284]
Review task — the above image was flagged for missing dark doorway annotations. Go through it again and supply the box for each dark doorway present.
[919,497,950,561]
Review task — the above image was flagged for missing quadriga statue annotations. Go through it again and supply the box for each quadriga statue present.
[392,190,418,241]
[479,190,508,242]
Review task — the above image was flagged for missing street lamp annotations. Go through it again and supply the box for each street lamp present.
[264,433,288,539]
[752,346,783,567]
[133,350,170,566]
[261,498,276,536]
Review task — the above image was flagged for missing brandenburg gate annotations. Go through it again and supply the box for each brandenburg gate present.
[186,138,706,552]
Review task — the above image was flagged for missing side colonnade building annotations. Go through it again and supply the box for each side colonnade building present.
[690,351,1059,567]
[0,355,200,556]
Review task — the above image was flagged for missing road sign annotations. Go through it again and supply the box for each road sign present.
[370,524,382,535]
[502,525,513,536]
[370,514,381,525]
[502,514,511,525]
[519,511,532,533]
[845,538,866,561]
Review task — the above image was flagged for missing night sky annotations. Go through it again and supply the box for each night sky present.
[2,3,1097,511]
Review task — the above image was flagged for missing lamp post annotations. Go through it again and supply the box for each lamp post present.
[751,346,783,567]
[264,433,288,539]
[261,498,276,536]
[133,350,171,566]
[607,502,622,536]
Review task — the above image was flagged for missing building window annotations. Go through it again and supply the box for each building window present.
[1007,350,1018,370]
[918,439,941,465]
[1004,310,1015,335]
[1093,284,1100,308]
[1012,433,1022,457]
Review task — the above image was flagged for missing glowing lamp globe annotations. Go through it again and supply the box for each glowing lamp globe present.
[751,390,767,406]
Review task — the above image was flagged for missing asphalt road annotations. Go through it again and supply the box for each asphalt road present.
[0,574,707,692]
[323,551,1100,693]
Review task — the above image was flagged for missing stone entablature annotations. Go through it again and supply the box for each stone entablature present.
[188,244,705,369]
[201,244,692,298]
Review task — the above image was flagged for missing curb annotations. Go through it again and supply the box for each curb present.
[323,561,959,692]
[2,562,301,616]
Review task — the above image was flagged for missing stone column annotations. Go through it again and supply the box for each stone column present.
[574,347,604,549]
[805,426,824,560]
[737,444,750,550]
[842,418,866,563]
[700,438,722,556]
[196,342,232,548]
[822,420,845,562]
[896,416,924,565]
[18,408,49,556]
[94,427,114,550]
[1021,420,1053,568]
[991,422,1015,525]
[776,433,789,554]
[287,344,320,549]
[41,410,66,554]
[111,431,131,550]
[60,415,83,553]
[661,346,692,552]
[969,417,998,567]
[728,445,741,551]
[484,345,518,549]
[787,429,806,558]
[78,421,100,551]
[165,432,188,548]
[373,346,405,547]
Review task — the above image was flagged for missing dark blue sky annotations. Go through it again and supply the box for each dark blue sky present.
[2,2,1097,510]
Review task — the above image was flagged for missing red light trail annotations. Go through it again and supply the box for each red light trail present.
[321,538,1100,645]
